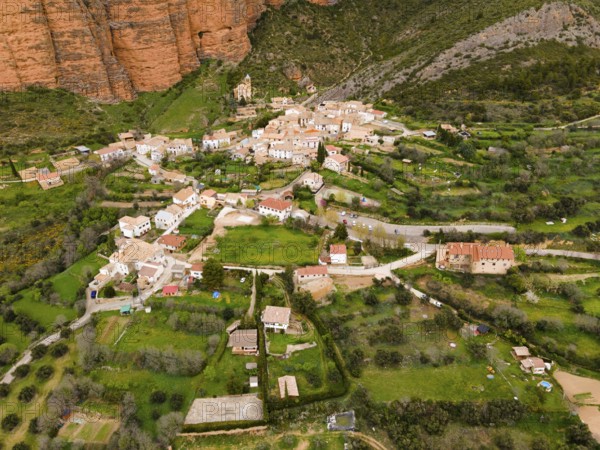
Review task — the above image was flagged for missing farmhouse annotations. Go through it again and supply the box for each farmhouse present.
[119,215,151,238]
[521,357,546,375]
[299,172,324,192]
[154,204,184,230]
[295,266,328,284]
[36,172,63,190]
[258,198,293,222]
[95,146,126,162]
[173,187,198,208]
[329,244,347,265]
[157,234,187,252]
[435,242,515,275]
[227,329,259,355]
[199,189,218,209]
[262,306,291,332]
[323,154,350,174]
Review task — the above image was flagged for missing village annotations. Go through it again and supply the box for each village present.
[1,74,599,450]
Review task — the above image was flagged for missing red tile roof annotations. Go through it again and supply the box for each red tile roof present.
[330,244,347,255]
[296,266,328,276]
[446,242,514,262]
[191,263,204,272]
[158,235,187,248]
[259,198,292,211]
[162,285,179,295]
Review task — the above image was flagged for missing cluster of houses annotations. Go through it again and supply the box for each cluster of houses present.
[512,346,551,375]
[226,100,387,169]
[436,242,515,275]
[18,155,85,190]
[95,131,193,163]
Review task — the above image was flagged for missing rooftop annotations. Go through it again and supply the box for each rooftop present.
[262,306,291,325]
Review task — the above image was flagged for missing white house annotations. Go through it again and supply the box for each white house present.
[154,204,184,230]
[262,306,291,331]
[148,164,161,176]
[323,154,350,174]
[202,129,232,150]
[329,244,347,265]
[136,136,168,156]
[119,215,151,238]
[138,262,164,285]
[166,138,193,157]
[199,189,218,209]
[520,357,546,375]
[109,239,163,276]
[299,172,324,192]
[258,198,293,222]
[295,266,328,284]
[268,146,294,160]
[173,187,197,208]
[95,147,125,163]
[190,263,204,280]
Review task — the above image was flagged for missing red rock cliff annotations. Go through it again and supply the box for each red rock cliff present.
[0,0,330,102]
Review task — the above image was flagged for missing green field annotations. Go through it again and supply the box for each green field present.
[178,208,216,237]
[12,290,77,329]
[216,225,320,266]
[51,252,105,303]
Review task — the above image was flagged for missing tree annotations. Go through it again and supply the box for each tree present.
[363,290,379,307]
[104,285,116,298]
[465,339,487,360]
[36,365,55,381]
[0,383,9,398]
[317,142,326,166]
[50,343,69,358]
[2,413,20,431]
[333,223,348,241]
[280,266,295,294]
[290,291,317,316]
[18,385,37,403]
[203,258,224,290]
[395,285,412,306]
[170,393,184,411]
[157,412,184,446]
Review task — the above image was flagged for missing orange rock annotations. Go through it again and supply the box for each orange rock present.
[0,0,333,101]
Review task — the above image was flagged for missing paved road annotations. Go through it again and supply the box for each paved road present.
[312,210,516,242]
[525,249,600,260]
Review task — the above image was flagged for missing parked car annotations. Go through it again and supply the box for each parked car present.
[343,219,348,224]
[240,277,246,284]
[340,211,346,216]
[90,290,97,299]
[350,213,358,218]
[368,225,373,231]
[352,220,356,226]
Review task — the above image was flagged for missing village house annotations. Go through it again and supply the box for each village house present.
[138,262,164,285]
[295,266,328,284]
[199,189,218,209]
[262,306,292,332]
[154,204,184,230]
[162,170,187,184]
[521,357,546,375]
[95,146,126,163]
[173,187,198,209]
[224,192,248,207]
[329,244,347,265]
[323,154,350,174]
[107,239,164,277]
[202,129,232,150]
[268,146,294,160]
[325,145,342,156]
[512,346,531,360]
[36,171,63,190]
[166,138,193,157]
[162,285,179,297]
[157,234,187,252]
[190,263,204,280]
[436,242,515,275]
[148,164,161,177]
[136,135,168,156]
[298,172,324,192]
[227,329,259,355]
[119,215,151,238]
[258,198,293,222]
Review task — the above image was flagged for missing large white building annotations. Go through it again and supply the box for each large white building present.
[119,215,151,238]
[173,187,198,209]
[258,198,293,222]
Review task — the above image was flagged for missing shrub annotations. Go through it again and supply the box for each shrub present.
[36,365,55,380]
[170,393,184,411]
[31,344,48,360]
[14,364,30,378]
[13,442,31,450]
[51,342,69,358]
[150,390,167,404]
[0,383,10,398]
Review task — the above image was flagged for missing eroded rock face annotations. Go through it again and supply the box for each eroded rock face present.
[0,0,331,102]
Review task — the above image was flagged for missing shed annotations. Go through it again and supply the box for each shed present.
[246,362,258,370]
[120,304,132,315]
[249,376,259,388]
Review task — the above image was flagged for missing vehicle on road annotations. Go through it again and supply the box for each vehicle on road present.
[343,219,348,224]
[91,290,97,299]
[368,225,373,231]
[341,211,346,216]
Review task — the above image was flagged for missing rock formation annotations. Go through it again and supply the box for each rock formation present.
[0,0,332,102]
